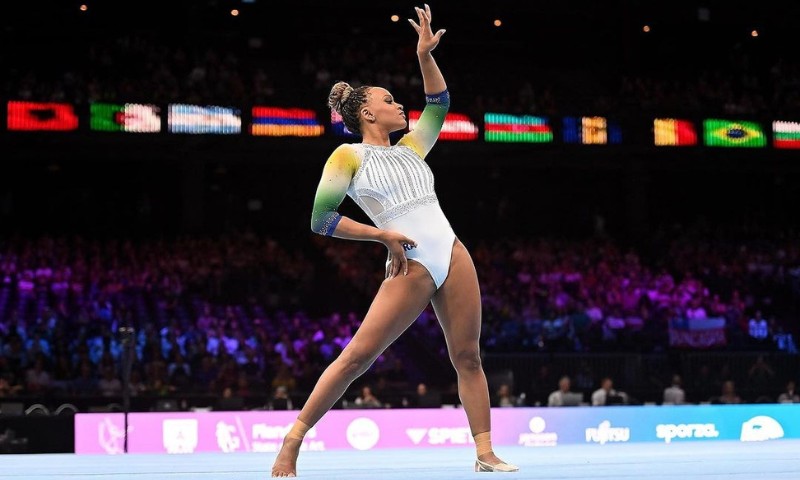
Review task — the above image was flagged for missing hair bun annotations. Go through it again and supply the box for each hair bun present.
[328,81,354,113]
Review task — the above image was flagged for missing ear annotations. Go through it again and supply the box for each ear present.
[361,108,375,122]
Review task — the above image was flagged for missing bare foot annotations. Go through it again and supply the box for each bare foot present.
[271,437,302,477]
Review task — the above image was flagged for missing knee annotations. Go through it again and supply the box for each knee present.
[337,347,375,378]
[452,348,482,373]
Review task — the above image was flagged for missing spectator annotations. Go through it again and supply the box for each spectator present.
[746,355,777,395]
[354,385,382,409]
[592,377,627,406]
[129,369,149,396]
[406,382,441,408]
[24,356,52,395]
[713,380,742,404]
[0,373,23,398]
[493,383,519,408]
[268,385,294,410]
[662,374,686,405]
[97,366,123,397]
[547,376,581,407]
[217,386,245,411]
[72,362,98,395]
[777,380,799,403]
[271,364,297,393]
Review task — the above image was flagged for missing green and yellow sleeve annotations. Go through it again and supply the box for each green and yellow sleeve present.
[398,90,450,160]
[310,144,360,236]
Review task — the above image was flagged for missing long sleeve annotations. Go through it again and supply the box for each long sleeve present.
[398,90,450,160]
[310,144,360,236]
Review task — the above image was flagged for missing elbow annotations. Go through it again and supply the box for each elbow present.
[311,212,341,237]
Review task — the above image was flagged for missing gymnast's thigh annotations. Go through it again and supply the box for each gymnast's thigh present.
[345,261,437,358]
[430,240,482,344]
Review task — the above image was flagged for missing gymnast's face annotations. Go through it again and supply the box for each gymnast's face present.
[362,87,406,133]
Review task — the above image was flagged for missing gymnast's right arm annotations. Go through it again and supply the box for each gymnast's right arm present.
[310,144,418,276]
[310,144,378,241]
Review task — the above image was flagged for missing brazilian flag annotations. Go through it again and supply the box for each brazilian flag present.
[703,119,766,147]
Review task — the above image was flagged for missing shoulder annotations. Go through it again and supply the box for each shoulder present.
[326,143,362,171]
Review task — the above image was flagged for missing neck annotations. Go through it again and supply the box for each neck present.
[361,126,392,146]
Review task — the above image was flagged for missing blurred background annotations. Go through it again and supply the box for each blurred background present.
[1,0,799,451]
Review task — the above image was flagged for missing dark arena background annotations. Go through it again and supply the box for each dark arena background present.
[2,1,800,478]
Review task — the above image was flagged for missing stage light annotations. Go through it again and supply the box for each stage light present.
[643,25,651,33]
[493,19,502,27]
[391,15,399,22]
[751,30,758,37]
[79,4,87,11]
[231,9,239,17]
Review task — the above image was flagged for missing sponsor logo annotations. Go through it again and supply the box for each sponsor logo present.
[406,428,428,445]
[403,427,474,446]
[252,422,318,440]
[519,416,558,447]
[740,416,784,442]
[216,418,252,453]
[346,417,380,451]
[250,422,323,453]
[162,419,199,454]
[656,423,719,444]
[585,420,631,445]
[98,416,129,455]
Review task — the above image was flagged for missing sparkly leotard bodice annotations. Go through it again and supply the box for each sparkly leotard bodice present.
[310,91,456,288]
[346,143,438,228]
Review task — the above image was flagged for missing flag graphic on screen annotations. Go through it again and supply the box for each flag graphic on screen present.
[409,111,478,141]
[484,113,553,143]
[669,317,727,349]
[773,121,800,149]
[330,110,359,137]
[168,104,241,134]
[563,116,621,144]
[703,119,766,147]
[90,103,161,133]
[251,107,324,137]
[653,118,697,146]
[7,101,78,131]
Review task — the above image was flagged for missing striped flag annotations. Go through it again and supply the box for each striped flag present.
[669,317,727,349]
[563,116,621,145]
[484,113,553,143]
[703,119,766,147]
[7,101,78,131]
[251,107,324,137]
[90,103,161,132]
[168,104,241,134]
[409,111,478,141]
[773,120,800,149]
[653,118,697,146]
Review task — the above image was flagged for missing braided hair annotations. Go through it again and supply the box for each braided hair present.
[327,81,370,135]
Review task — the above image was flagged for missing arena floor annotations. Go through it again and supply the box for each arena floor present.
[5,440,800,479]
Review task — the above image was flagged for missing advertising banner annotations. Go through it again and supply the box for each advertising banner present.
[75,404,800,454]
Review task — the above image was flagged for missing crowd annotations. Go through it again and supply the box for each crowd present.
[4,28,800,119]
[0,223,796,410]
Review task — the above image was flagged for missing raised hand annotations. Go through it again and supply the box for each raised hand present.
[408,4,446,55]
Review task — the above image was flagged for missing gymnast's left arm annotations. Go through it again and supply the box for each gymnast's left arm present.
[399,4,450,160]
